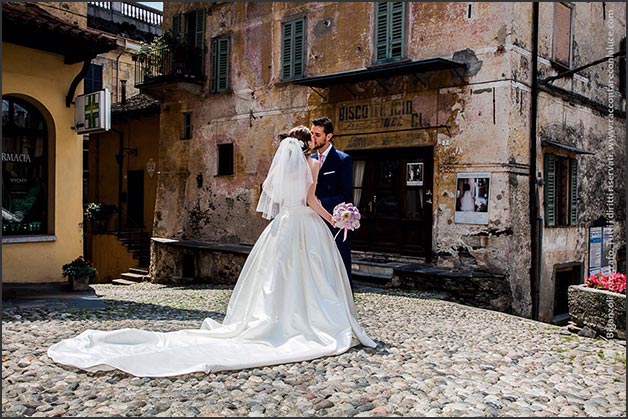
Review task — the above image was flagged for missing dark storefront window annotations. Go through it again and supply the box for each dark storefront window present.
[2,97,49,236]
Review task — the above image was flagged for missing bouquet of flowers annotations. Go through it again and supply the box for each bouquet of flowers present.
[331,202,361,242]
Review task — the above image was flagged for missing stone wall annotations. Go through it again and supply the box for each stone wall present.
[568,284,626,340]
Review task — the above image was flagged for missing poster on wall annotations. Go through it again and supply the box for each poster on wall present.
[454,172,491,225]
[406,162,424,186]
[588,226,614,276]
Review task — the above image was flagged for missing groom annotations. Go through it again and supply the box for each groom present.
[310,116,354,290]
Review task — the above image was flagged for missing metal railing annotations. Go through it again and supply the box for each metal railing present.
[88,2,163,26]
[134,45,205,86]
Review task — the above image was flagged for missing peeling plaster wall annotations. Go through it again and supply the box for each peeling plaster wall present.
[512,2,627,321]
[153,2,625,319]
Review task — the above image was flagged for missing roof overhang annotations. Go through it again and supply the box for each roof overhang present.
[2,2,118,64]
[541,140,594,155]
[292,58,466,88]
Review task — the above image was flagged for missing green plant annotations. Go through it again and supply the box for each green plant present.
[62,256,97,279]
[84,202,116,221]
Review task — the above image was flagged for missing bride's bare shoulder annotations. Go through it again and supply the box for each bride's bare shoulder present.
[306,156,320,168]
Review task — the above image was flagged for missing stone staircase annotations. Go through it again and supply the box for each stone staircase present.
[116,231,151,267]
[112,267,150,286]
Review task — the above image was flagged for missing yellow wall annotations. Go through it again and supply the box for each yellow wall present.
[91,234,139,282]
[2,42,85,283]
[88,115,160,234]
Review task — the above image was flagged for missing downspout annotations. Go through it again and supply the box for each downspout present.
[529,2,541,320]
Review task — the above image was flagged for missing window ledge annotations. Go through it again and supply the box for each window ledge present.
[3,235,57,244]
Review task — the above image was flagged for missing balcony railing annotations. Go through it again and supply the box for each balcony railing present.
[89,2,162,26]
[134,45,205,87]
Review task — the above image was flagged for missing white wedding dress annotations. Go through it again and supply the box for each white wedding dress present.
[48,138,376,377]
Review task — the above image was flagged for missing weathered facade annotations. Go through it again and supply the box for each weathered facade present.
[141,2,626,322]
[80,2,163,282]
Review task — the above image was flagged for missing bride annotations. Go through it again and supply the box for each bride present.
[47,126,376,377]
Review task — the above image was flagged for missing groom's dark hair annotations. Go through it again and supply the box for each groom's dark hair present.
[312,116,334,135]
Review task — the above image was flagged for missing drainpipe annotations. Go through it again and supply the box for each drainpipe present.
[529,2,541,320]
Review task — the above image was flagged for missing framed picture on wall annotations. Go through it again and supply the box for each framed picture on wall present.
[454,172,491,224]
[406,162,424,186]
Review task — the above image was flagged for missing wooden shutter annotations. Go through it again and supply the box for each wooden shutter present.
[375,2,405,63]
[218,38,229,91]
[172,14,181,35]
[569,158,578,225]
[211,38,218,92]
[195,9,205,49]
[282,18,305,80]
[293,19,304,78]
[211,38,229,93]
[375,2,389,62]
[281,21,293,80]
[544,153,556,227]
[390,2,405,60]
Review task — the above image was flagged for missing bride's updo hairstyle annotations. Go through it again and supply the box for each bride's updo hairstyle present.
[287,125,312,154]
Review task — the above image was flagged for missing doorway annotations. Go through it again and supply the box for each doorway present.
[350,146,433,257]
[126,170,144,228]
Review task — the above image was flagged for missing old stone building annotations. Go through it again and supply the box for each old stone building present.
[137,2,626,323]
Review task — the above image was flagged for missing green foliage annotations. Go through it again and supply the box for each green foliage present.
[62,256,97,279]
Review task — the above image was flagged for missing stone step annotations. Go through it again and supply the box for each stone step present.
[112,278,137,286]
[129,267,149,275]
[121,272,146,282]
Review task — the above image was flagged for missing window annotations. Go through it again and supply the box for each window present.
[182,112,192,140]
[83,137,89,204]
[544,153,578,227]
[217,143,234,176]
[211,36,230,93]
[374,2,405,64]
[2,97,49,236]
[84,63,103,94]
[281,18,305,81]
[552,2,573,68]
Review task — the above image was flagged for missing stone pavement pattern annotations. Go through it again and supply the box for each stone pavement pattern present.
[2,283,626,417]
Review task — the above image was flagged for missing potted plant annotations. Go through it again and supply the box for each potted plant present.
[62,256,97,291]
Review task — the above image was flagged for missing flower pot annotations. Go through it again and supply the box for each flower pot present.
[70,275,91,292]
[568,284,626,339]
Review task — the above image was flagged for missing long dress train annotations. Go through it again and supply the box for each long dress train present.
[47,143,376,377]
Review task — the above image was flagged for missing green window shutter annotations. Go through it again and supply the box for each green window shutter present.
[544,153,556,227]
[173,14,181,35]
[281,21,293,80]
[293,19,304,78]
[195,9,205,49]
[569,158,578,225]
[281,18,305,80]
[211,37,230,93]
[375,2,405,63]
[211,38,218,92]
[217,38,230,91]
[390,2,405,60]
[375,2,389,62]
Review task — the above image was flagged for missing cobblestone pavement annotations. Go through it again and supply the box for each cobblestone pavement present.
[2,283,626,417]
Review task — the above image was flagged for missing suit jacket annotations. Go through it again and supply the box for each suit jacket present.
[312,146,353,214]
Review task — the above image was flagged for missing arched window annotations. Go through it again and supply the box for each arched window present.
[2,97,49,236]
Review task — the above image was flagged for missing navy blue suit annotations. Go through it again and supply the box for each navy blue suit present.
[313,146,354,289]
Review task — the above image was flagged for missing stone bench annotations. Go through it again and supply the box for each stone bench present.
[150,238,252,285]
